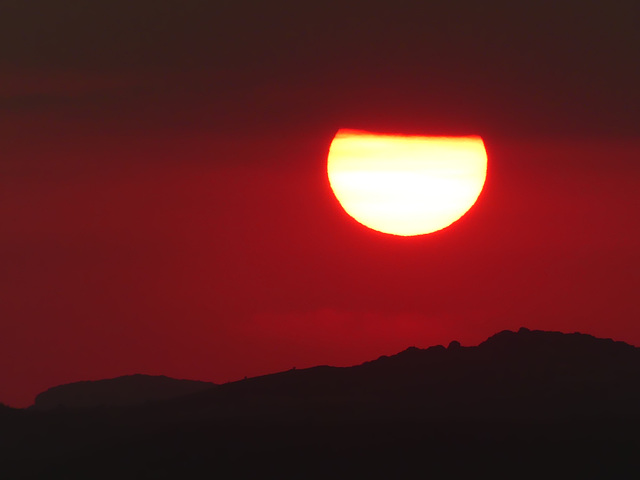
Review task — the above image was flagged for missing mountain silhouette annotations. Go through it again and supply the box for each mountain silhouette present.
[3,328,639,479]
[31,374,216,410]
[151,327,639,423]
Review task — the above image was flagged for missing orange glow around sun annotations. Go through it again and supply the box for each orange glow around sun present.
[327,129,488,236]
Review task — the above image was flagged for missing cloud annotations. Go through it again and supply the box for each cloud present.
[0,70,149,102]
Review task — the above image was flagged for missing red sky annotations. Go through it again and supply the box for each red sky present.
[1,1,638,407]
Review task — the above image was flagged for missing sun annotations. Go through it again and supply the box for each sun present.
[327,129,488,236]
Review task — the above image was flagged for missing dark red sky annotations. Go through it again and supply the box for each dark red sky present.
[1,1,639,407]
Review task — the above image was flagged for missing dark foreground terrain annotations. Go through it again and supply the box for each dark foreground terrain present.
[2,328,639,478]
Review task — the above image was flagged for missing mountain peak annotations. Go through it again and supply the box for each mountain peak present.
[479,327,635,354]
[31,374,216,410]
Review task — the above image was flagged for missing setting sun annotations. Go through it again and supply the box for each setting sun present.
[327,129,488,236]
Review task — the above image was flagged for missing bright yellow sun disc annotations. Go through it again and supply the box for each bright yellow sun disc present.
[327,129,488,236]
